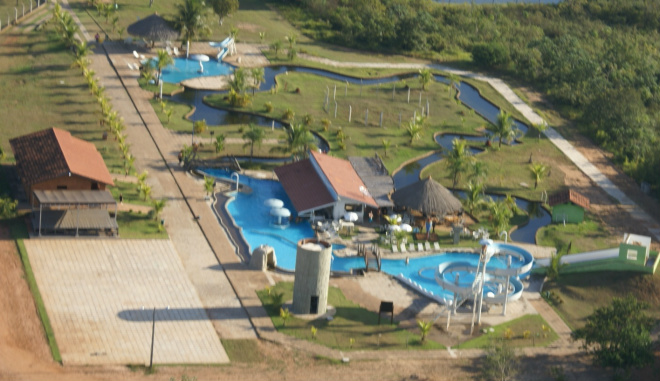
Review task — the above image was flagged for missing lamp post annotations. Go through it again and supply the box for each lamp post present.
[143,305,169,369]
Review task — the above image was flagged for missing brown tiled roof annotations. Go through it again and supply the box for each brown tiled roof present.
[9,127,114,188]
[274,159,335,213]
[548,189,590,209]
[310,151,378,208]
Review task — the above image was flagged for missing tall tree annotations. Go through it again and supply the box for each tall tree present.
[173,0,211,57]
[462,181,485,215]
[213,133,226,154]
[208,0,238,25]
[418,68,432,91]
[529,163,549,189]
[156,49,173,82]
[487,110,516,148]
[445,138,474,188]
[250,67,265,95]
[572,295,654,376]
[270,123,317,161]
[242,124,266,160]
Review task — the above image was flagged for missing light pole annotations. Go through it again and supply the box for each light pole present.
[143,305,169,369]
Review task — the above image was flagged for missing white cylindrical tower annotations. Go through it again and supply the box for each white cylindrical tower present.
[292,238,332,315]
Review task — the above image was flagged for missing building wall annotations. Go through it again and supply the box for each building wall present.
[28,175,107,205]
[292,239,332,315]
[551,204,584,224]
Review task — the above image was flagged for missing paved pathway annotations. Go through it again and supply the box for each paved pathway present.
[25,239,228,365]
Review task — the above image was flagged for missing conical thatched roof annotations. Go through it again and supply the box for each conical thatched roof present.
[127,13,178,42]
[391,176,463,216]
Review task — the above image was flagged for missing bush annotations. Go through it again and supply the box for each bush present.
[471,42,510,69]
[264,101,273,113]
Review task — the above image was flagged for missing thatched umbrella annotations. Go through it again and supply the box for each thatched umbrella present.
[127,13,178,46]
[391,176,463,216]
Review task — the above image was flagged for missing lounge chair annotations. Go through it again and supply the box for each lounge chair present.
[133,50,140,59]
[166,46,173,55]
[409,243,415,252]
[417,243,424,252]
[424,242,431,251]
[391,244,399,253]
[173,47,180,56]
[400,243,407,252]
[433,242,441,251]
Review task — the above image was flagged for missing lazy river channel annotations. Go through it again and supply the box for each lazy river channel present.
[165,64,549,243]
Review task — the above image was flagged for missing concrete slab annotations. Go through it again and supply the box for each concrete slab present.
[25,239,229,365]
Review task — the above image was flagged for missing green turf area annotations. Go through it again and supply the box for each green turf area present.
[257,282,444,351]
[116,211,167,239]
[108,181,153,207]
[459,314,558,349]
[220,339,263,364]
[536,218,617,255]
[542,271,660,330]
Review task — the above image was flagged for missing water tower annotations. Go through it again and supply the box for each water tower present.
[292,238,332,315]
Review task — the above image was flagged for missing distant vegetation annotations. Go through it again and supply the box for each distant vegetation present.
[273,0,660,199]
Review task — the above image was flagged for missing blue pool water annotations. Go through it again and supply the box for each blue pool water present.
[204,168,530,300]
[160,57,234,84]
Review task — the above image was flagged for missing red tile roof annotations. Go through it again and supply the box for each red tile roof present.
[274,159,335,213]
[9,127,114,188]
[548,189,590,209]
[309,151,377,207]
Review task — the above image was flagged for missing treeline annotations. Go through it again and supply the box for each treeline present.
[274,0,660,198]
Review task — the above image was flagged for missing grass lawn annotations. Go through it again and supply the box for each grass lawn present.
[542,270,660,330]
[116,211,167,239]
[536,217,617,255]
[257,282,444,351]
[108,181,152,207]
[205,71,486,171]
[459,314,558,349]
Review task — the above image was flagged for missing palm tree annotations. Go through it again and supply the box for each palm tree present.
[204,176,215,196]
[141,184,152,201]
[242,124,266,160]
[193,119,208,135]
[405,115,425,145]
[285,33,297,50]
[447,73,460,97]
[418,68,433,91]
[487,110,516,148]
[381,139,392,157]
[208,0,238,25]
[229,67,248,94]
[529,163,549,189]
[271,124,317,161]
[214,133,226,153]
[230,26,239,40]
[462,181,485,214]
[173,0,211,58]
[151,198,166,221]
[533,122,548,142]
[487,198,513,234]
[156,49,173,83]
[270,40,283,57]
[445,138,474,188]
[468,160,488,185]
[417,320,433,343]
[250,67,265,95]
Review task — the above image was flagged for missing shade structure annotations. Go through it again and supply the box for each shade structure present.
[344,212,358,222]
[189,54,210,62]
[270,207,291,225]
[400,223,413,232]
[264,198,284,208]
[127,13,178,43]
[388,224,401,232]
[391,176,463,216]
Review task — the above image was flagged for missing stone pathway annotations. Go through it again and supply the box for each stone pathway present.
[25,239,228,365]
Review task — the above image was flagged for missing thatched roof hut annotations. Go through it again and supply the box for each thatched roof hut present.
[127,13,178,43]
[391,176,463,216]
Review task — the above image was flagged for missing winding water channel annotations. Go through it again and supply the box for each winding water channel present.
[166,65,549,243]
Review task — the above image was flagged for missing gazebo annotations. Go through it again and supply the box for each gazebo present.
[391,176,463,217]
[127,13,178,47]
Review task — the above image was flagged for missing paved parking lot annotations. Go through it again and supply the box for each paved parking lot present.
[25,239,229,365]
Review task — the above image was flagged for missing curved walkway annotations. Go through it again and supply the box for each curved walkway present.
[299,53,660,241]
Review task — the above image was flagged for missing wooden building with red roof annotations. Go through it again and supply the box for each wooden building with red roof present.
[548,189,590,224]
[10,127,115,205]
[10,128,118,236]
[274,151,378,222]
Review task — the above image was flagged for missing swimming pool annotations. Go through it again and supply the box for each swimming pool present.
[159,57,234,84]
[204,168,531,301]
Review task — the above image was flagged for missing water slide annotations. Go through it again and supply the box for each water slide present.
[209,38,234,60]
[534,248,619,267]
[434,244,534,304]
